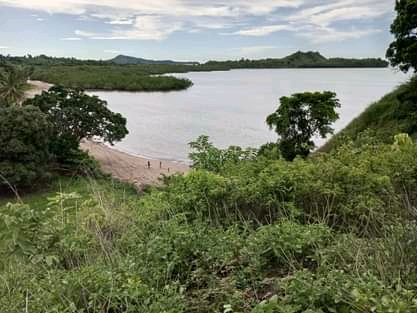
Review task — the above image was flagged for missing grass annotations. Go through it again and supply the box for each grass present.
[0,176,138,208]
[320,75,417,152]
[2,135,417,312]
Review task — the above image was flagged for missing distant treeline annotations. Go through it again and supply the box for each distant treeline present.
[0,51,389,69]
[31,65,193,92]
[1,51,388,92]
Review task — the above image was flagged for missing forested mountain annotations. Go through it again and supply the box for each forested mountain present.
[109,54,199,65]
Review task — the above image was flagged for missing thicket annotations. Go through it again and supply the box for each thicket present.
[0,74,128,192]
[0,105,52,189]
[321,75,417,152]
[2,133,417,312]
[31,65,193,92]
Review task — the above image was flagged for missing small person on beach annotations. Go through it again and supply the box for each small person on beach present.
[160,161,162,169]
[147,160,151,169]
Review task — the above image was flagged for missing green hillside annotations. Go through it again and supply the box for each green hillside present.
[321,75,417,151]
[3,132,417,312]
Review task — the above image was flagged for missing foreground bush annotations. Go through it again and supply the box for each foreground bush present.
[0,105,51,190]
[3,135,417,312]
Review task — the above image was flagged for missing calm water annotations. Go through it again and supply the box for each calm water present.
[91,68,410,162]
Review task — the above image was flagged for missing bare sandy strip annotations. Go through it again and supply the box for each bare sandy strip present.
[80,140,189,189]
[25,80,53,98]
[26,81,190,188]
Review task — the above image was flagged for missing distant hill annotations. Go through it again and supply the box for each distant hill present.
[1,51,388,69]
[109,55,200,66]
[201,51,389,70]
[282,51,327,64]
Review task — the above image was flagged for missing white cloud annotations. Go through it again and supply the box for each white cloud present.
[60,37,82,41]
[286,0,393,26]
[104,49,132,54]
[0,0,303,17]
[235,45,278,55]
[106,19,134,25]
[227,24,296,36]
[36,17,45,21]
[0,46,9,49]
[76,16,181,40]
[75,30,96,37]
[299,26,381,43]
[0,0,394,43]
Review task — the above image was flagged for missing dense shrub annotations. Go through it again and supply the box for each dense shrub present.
[0,105,51,190]
[31,65,193,92]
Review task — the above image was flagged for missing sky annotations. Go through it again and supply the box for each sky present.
[0,0,395,62]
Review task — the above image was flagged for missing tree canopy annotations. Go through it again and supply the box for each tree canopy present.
[24,86,128,168]
[26,86,128,146]
[386,0,417,72]
[0,64,31,106]
[0,105,51,189]
[266,91,340,161]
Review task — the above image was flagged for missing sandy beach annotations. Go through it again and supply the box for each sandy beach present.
[25,80,53,98]
[27,80,189,188]
[80,140,189,189]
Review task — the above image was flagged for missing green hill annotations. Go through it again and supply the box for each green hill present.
[109,54,200,65]
[321,75,417,151]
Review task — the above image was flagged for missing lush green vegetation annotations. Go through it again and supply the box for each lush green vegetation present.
[1,51,388,69]
[386,0,417,72]
[0,51,387,92]
[320,75,417,152]
[0,65,128,191]
[0,64,32,105]
[31,65,193,92]
[1,6,416,312]
[266,91,340,161]
[3,131,417,312]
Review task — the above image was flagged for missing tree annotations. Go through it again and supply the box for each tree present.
[25,86,128,161]
[0,64,32,106]
[266,91,340,161]
[189,135,256,173]
[0,105,52,190]
[386,0,417,72]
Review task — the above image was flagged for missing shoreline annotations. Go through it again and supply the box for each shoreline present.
[80,140,189,189]
[27,81,190,189]
[100,141,191,166]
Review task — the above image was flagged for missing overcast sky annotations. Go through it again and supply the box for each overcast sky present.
[0,0,395,61]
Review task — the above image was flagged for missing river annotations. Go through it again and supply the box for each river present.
[91,68,411,162]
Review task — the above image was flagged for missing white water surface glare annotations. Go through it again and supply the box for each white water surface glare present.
[91,68,411,162]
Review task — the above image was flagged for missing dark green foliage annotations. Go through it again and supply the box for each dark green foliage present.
[267,91,340,161]
[322,76,417,152]
[0,63,32,105]
[26,86,128,164]
[0,52,387,94]
[31,65,193,92]
[3,51,388,70]
[255,270,417,313]
[386,0,417,72]
[257,143,281,160]
[0,105,51,190]
[188,135,257,173]
[3,132,417,312]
